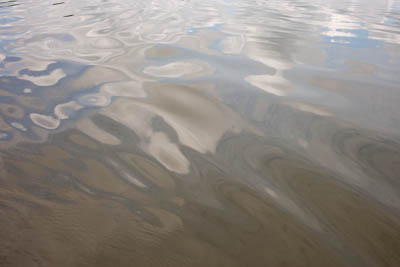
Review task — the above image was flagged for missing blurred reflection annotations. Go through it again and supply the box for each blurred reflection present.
[1,0,400,266]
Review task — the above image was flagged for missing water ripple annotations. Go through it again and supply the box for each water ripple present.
[1,0,400,266]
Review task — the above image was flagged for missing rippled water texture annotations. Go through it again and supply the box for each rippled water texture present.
[1,0,400,266]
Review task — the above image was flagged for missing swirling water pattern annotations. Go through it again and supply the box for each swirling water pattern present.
[1,0,400,266]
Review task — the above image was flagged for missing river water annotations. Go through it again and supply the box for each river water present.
[1,0,400,266]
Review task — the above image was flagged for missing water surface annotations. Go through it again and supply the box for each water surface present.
[1,0,400,266]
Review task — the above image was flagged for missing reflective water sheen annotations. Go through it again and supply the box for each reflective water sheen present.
[1,0,400,266]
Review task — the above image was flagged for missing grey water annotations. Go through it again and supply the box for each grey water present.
[1,0,400,266]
